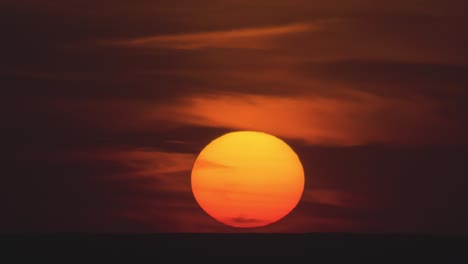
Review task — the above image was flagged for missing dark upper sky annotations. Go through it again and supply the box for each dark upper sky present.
[2,0,468,234]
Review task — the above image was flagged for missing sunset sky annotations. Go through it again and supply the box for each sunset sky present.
[2,0,468,234]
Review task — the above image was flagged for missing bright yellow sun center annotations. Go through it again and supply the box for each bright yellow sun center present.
[191,131,305,228]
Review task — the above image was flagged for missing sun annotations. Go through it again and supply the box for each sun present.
[191,131,305,228]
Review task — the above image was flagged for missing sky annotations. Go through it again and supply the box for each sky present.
[2,0,468,234]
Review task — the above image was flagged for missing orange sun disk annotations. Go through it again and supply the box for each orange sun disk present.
[191,131,305,228]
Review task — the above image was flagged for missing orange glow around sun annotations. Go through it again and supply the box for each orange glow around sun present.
[191,131,305,228]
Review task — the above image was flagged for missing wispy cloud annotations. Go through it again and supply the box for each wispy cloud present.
[150,91,449,146]
[192,158,232,170]
[110,149,196,176]
[52,148,196,190]
[106,22,325,50]
[302,189,367,209]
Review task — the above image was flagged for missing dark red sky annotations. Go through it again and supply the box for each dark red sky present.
[2,0,468,234]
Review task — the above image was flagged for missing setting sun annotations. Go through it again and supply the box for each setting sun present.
[191,131,305,228]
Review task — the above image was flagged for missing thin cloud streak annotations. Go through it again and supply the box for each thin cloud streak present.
[48,148,196,187]
[151,92,450,146]
[302,189,368,209]
[106,22,326,50]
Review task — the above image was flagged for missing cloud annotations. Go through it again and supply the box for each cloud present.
[105,149,196,176]
[27,147,203,231]
[44,148,197,202]
[192,158,232,170]
[231,216,267,225]
[298,60,468,93]
[57,148,196,178]
[105,22,325,50]
[150,91,452,146]
[302,189,367,209]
